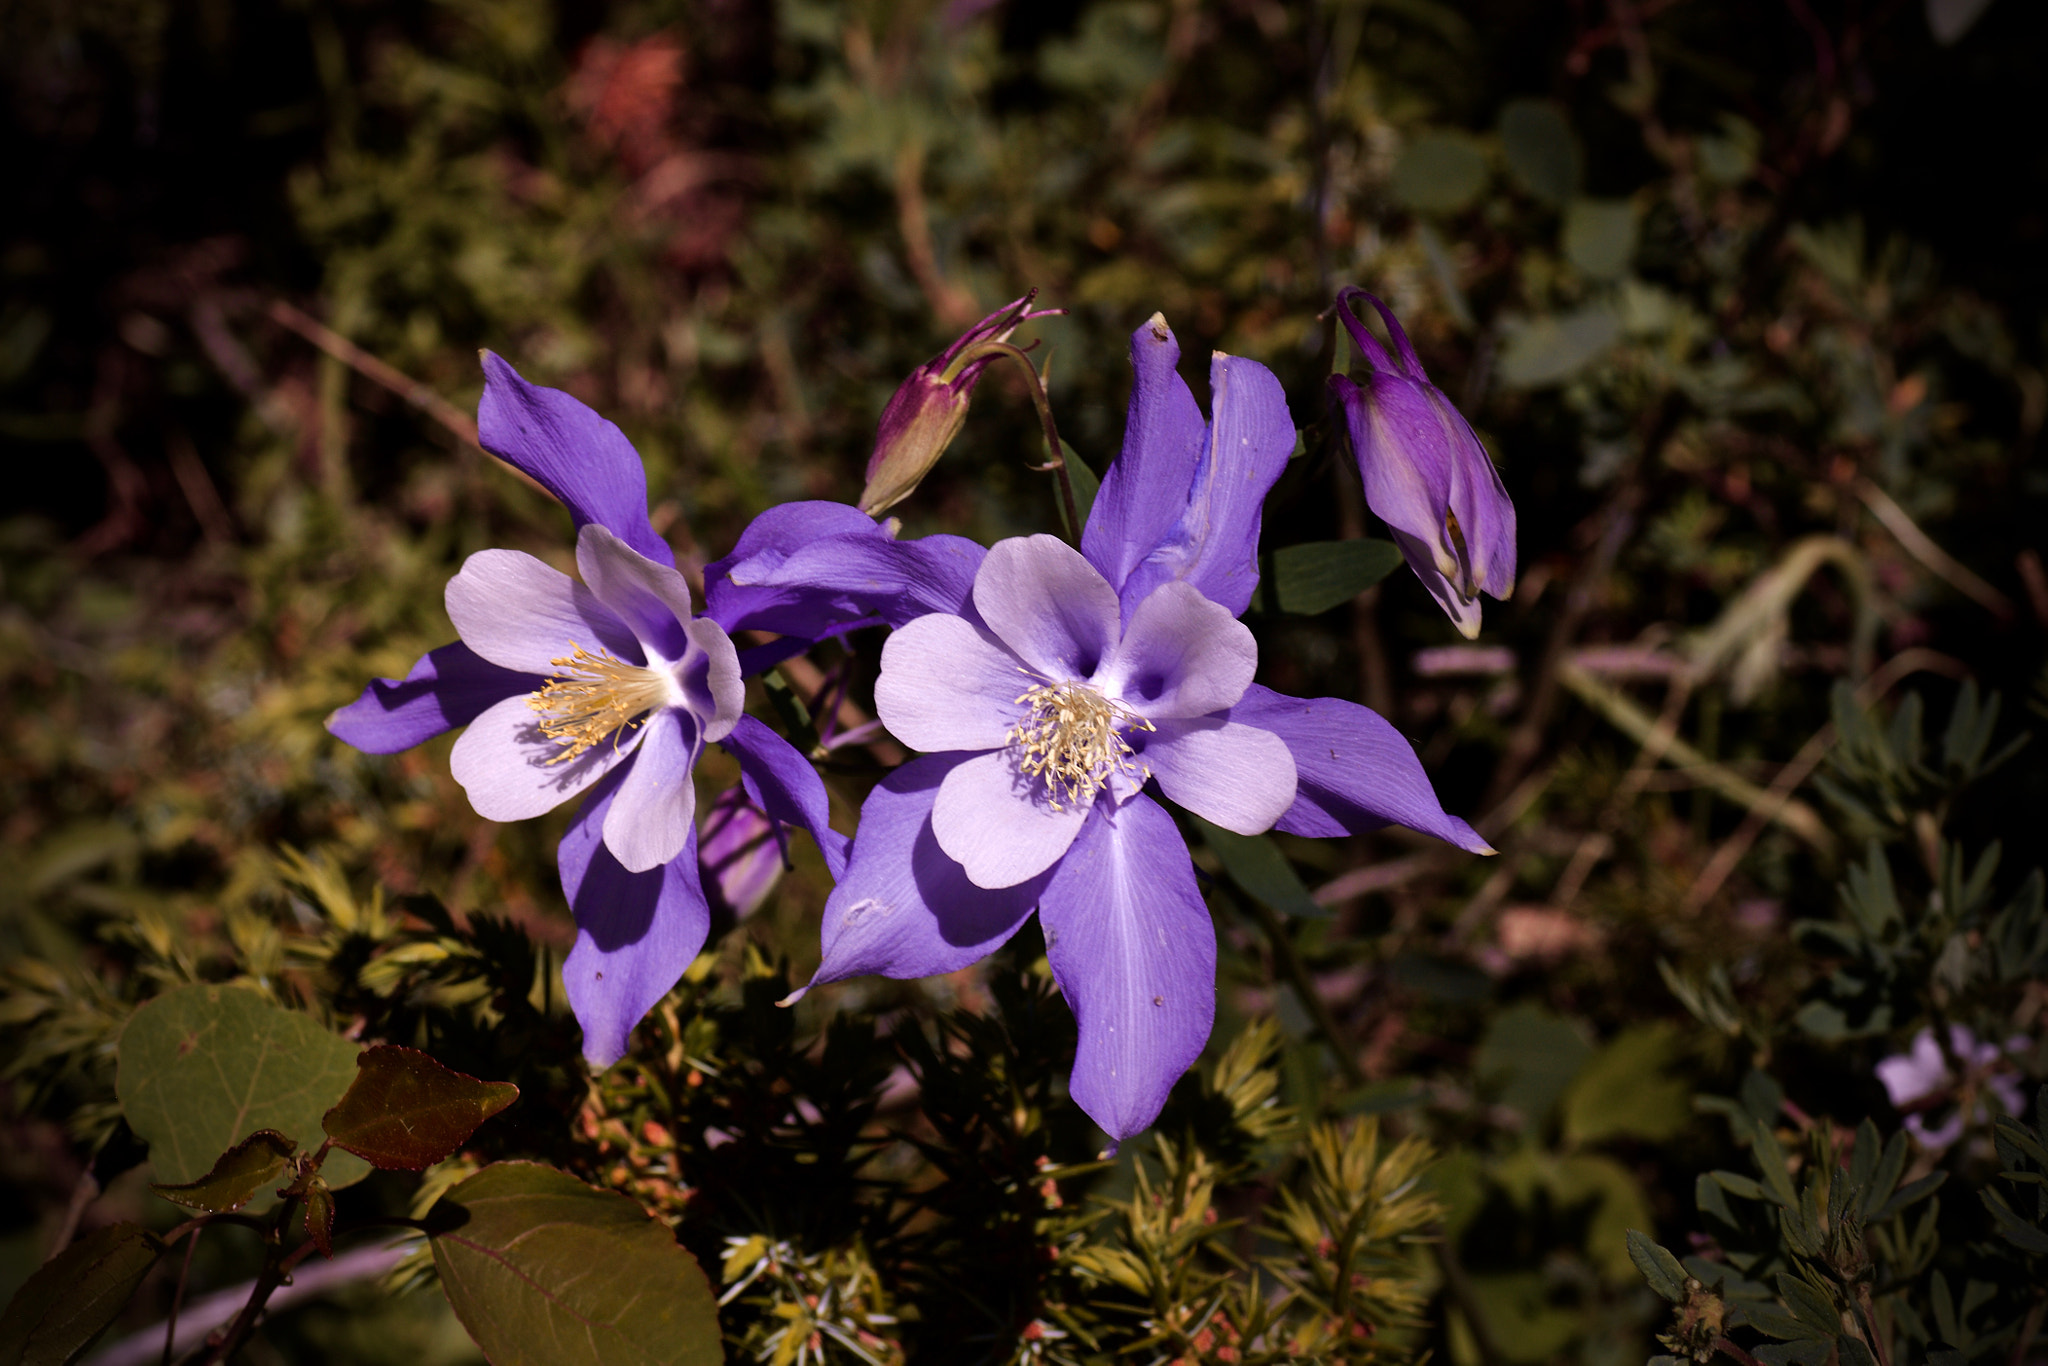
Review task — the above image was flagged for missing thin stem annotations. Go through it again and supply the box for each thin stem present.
[1235,890,1364,1088]
[195,1191,302,1366]
[51,1165,100,1257]
[1431,1238,1505,1366]
[947,339,1080,542]
[1853,1282,1894,1366]
[162,1224,203,1366]
[2008,1296,2044,1366]
[163,1213,265,1246]
[1713,1337,1766,1366]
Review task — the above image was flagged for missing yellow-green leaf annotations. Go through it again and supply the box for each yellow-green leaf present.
[429,1162,721,1366]
[116,984,370,1206]
[0,1223,163,1366]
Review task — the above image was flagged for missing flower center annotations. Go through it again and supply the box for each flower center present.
[526,643,670,764]
[1006,677,1154,811]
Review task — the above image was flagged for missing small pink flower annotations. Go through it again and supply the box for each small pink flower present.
[1875,1025,2029,1149]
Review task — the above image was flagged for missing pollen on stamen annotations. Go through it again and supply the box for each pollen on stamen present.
[1006,676,1154,811]
[526,642,669,765]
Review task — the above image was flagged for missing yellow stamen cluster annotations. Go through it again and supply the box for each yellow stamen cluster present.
[1006,677,1153,810]
[526,643,669,765]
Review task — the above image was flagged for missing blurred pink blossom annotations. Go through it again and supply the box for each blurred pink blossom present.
[1875,1025,2029,1149]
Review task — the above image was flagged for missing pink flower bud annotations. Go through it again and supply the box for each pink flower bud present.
[858,291,1062,516]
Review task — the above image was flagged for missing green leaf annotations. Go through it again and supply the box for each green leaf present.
[1551,1154,1654,1283]
[1625,1230,1686,1303]
[1750,1125,1799,1209]
[1053,440,1098,540]
[1476,1004,1593,1127]
[1709,1171,1768,1202]
[1871,1170,1946,1223]
[116,985,371,1204]
[1981,1185,2048,1253]
[1775,1273,1838,1337]
[0,1223,164,1366]
[429,1162,721,1366]
[149,1128,296,1213]
[1193,816,1326,920]
[1561,1023,1691,1146]
[1498,100,1582,206]
[1254,540,1404,616]
[1498,305,1620,388]
[1391,131,1489,214]
[322,1045,518,1171]
[1563,199,1636,279]
[1858,1131,1909,1224]
[1992,1112,2048,1171]
[1738,1302,1815,1342]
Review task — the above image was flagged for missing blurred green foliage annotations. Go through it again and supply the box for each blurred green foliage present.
[3,0,2047,1361]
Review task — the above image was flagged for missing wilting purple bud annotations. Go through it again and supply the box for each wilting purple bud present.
[858,291,1063,516]
[1328,288,1516,639]
[699,785,785,920]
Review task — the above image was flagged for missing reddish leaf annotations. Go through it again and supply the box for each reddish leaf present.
[321,1045,518,1170]
[303,1179,335,1260]
[150,1129,297,1213]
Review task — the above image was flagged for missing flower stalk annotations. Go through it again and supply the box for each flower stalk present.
[946,337,1081,543]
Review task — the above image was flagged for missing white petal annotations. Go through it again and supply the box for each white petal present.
[932,749,1092,888]
[449,693,638,821]
[876,614,1030,753]
[1143,718,1296,834]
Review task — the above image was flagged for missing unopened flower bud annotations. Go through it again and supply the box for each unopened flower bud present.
[858,291,1063,516]
[1328,287,1516,638]
[699,786,785,920]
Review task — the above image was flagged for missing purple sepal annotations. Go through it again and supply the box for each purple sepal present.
[802,754,1046,993]
[1039,794,1215,1143]
[705,500,985,637]
[720,713,851,881]
[1330,289,1516,638]
[559,765,711,1068]
[1082,315,1207,606]
[1228,684,1491,852]
[477,352,674,569]
[1115,352,1296,621]
[325,641,537,754]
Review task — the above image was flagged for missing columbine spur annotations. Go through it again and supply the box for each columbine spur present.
[748,313,1492,1143]
[1329,286,1516,638]
[328,354,845,1066]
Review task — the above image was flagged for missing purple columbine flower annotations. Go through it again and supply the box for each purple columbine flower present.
[1875,1024,2030,1149]
[1329,287,1516,638]
[328,354,846,1066]
[762,313,1492,1144]
[858,291,1064,516]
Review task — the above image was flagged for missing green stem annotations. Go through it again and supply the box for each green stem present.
[946,339,1080,542]
[1432,1238,1506,1366]
[1235,889,1363,1088]
[162,1224,202,1366]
